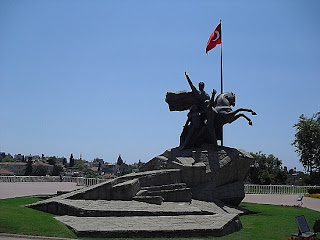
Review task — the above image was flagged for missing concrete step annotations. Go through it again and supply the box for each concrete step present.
[118,169,182,187]
[133,195,164,205]
[141,183,187,191]
[137,187,192,202]
[55,214,242,238]
[28,199,221,217]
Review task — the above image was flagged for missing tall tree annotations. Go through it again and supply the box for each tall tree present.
[25,158,33,176]
[69,153,75,168]
[117,155,124,165]
[98,161,101,172]
[62,158,68,167]
[246,152,287,185]
[292,113,320,173]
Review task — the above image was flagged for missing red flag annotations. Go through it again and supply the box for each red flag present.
[206,23,221,54]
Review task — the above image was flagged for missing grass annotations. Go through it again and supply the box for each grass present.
[221,202,320,240]
[0,197,319,240]
[0,197,77,238]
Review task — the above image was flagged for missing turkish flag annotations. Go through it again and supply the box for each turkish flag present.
[206,23,221,54]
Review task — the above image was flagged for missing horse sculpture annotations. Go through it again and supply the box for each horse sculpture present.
[213,92,257,140]
[165,72,256,148]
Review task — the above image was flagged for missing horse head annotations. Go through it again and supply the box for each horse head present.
[215,92,236,107]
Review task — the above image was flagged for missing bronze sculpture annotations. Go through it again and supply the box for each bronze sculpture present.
[165,72,256,148]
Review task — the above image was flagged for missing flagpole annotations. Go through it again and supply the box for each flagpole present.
[220,19,224,146]
[220,19,223,94]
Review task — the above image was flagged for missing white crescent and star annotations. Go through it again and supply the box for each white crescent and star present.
[212,31,220,42]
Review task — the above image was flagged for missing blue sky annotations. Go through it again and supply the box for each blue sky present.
[1,0,319,170]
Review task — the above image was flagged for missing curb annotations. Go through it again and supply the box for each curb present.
[0,233,77,240]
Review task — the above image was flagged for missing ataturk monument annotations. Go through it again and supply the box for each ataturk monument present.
[27,72,257,238]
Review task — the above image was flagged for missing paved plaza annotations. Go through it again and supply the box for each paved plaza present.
[0,182,82,199]
[243,193,320,212]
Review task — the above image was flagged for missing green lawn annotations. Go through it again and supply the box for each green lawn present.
[0,197,319,240]
[0,197,76,238]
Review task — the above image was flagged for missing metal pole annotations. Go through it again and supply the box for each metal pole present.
[220,19,223,94]
[220,19,224,146]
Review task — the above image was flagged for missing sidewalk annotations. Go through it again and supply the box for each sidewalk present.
[0,233,77,240]
[243,194,320,212]
[0,182,82,199]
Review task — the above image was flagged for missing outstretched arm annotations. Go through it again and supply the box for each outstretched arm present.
[209,89,217,108]
[185,72,197,93]
[184,118,190,128]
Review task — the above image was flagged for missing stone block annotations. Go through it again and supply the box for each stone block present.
[133,196,164,205]
[145,188,192,202]
[111,179,140,200]
[139,155,168,172]
[141,183,187,191]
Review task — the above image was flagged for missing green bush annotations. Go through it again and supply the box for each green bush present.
[308,188,320,194]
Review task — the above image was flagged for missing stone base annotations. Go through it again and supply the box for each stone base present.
[56,214,242,238]
[27,196,245,237]
[26,145,253,238]
[140,145,254,206]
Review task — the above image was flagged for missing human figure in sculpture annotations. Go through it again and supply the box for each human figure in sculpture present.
[180,105,203,149]
[185,72,210,110]
[186,89,218,148]
[202,89,218,145]
[166,72,256,148]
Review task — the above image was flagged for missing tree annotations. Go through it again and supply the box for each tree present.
[32,165,47,176]
[118,163,133,176]
[85,169,100,178]
[117,155,124,165]
[75,161,86,172]
[292,113,320,173]
[246,152,287,185]
[69,154,75,167]
[48,156,57,166]
[52,165,64,176]
[98,161,101,172]
[1,155,14,162]
[24,158,33,176]
[62,158,68,167]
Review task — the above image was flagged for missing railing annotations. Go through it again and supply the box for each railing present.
[244,184,319,194]
[1,176,319,193]
[0,175,62,182]
[75,177,106,186]
[0,176,106,186]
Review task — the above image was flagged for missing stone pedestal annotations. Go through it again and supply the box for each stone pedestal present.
[140,145,254,206]
[26,145,253,238]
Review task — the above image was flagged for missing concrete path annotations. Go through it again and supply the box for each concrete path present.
[243,194,320,212]
[0,233,76,240]
[0,182,82,199]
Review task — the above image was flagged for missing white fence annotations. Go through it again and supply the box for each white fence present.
[0,176,106,186]
[1,176,319,193]
[75,177,106,186]
[244,184,319,194]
